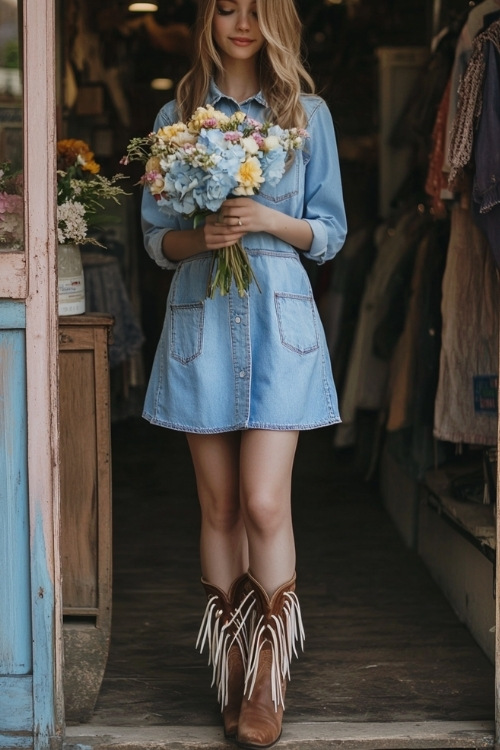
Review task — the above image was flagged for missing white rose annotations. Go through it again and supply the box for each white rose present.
[241,137,260,155]
[171,131,197,147]
[263,135,280,151]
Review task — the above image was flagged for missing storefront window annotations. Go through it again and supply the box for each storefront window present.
[0,0,23,252]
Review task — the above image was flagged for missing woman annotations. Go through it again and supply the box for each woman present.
[141,0,347,746]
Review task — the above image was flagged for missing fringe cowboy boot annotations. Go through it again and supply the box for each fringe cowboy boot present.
[237,571,305,749]
[196,574,253,739]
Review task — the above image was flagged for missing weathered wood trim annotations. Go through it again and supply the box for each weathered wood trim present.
[0,254,27,298]
[496,321,500,745]
[23,0,63,748]
[0,676,33,731]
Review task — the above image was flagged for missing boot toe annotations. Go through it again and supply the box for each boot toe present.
[223,707,239,739]
[237,709,283,749]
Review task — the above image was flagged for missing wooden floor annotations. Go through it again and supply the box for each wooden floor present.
[88,418,494,731]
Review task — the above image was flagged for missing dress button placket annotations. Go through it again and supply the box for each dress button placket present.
[229,287,251,425]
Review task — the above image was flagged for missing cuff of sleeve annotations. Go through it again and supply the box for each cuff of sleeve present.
[302,219,328,264]
[150,228,179,270]
[473,179,500,214]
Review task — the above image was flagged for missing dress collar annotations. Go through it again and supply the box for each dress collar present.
[207,79,267,108]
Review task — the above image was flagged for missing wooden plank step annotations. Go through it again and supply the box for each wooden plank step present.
[65,720,495,749]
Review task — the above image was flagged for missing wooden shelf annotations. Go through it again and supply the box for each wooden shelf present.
[423,465,496,558]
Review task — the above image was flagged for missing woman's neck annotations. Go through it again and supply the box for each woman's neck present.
[215,61,260,103]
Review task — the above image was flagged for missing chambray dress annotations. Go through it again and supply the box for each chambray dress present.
[141,82,347,433]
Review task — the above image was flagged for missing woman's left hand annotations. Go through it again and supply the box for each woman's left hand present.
[216,197,274,235]
[216,196,314,252]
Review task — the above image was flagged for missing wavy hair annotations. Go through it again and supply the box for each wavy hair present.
[176,0,315,129]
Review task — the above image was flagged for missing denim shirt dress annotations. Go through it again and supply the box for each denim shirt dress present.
[141,82,347,433]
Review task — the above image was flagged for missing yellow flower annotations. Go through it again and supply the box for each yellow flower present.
[80,155,100,174]
[145,156,162,173]
[158,123,188,141]
[234,157,264,195]
[233,111,246,124]
[57,139,100,173]
[187,105,229,133]
[144,156,165,195]
[172,130,197,147]
[157,124,196,149]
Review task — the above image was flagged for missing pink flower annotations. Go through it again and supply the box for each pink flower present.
[0,192,22,215]
[246,117,263,130]
[224,131,242,142]
[141,170,165,196]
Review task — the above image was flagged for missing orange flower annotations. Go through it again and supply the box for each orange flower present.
[57,139,100,174]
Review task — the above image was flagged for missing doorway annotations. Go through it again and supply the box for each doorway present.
[58,0,498,746]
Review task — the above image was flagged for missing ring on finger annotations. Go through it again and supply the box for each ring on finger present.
[238,219,242,226]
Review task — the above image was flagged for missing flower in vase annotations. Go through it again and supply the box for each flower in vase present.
[57,139,129,246]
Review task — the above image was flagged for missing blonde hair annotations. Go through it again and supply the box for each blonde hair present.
[176,0,315,128]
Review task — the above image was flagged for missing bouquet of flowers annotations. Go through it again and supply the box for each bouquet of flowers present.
[122,105,308,298]
[57,139,128,246]
[0,162,23,250]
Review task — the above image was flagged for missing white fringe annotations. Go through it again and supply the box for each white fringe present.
[196,590,255,708]
[244,591,305,712]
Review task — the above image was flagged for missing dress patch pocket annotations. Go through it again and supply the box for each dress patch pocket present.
[170,302,204,363]
[274,292,319,354]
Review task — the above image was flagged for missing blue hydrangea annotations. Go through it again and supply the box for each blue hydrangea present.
[195,170,239,212]
[160,159,203,215]
[192,144,244,211]
[198,127,227,153]
[260,148,287,186]
[268,125,286,139]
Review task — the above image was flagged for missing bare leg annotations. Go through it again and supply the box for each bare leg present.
[239,430,299,596]
[186,431,249,593]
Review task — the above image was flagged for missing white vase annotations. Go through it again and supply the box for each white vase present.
[58,242,85,316]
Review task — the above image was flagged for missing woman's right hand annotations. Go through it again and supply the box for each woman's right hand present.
[203,211,247,250]
[162,209,249,263]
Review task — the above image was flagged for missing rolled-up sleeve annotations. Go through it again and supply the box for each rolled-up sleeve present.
[141,102,181,271]
[302,99,347,264]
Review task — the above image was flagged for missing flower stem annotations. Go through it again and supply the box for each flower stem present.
[206,240,261,299]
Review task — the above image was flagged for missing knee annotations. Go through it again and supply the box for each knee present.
[201,498,242,534]
[242,492,287,536]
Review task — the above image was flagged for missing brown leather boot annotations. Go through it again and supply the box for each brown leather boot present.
[197,574,252,739]
[237,572,305,749]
